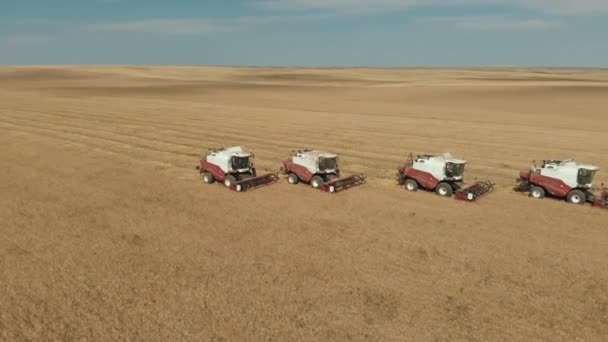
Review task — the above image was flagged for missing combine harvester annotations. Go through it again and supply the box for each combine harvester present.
[516,159,606,207]
[281,149,366,193]
[196,146,278,192]
[397,153,494,202]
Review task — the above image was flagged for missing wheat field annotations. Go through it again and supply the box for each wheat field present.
[1,66,607,341]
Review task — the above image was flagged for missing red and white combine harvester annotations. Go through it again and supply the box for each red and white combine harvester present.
[196,146,278,192]
[516,159,605,207]
[281,149,366,193]
[397,153,494,201]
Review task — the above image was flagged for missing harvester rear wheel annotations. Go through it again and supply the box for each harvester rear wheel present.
[436,182,453,197]
[223,175,237,188]
[310,175,324,189]
[529,186,545,199]
[567,190,586,205]
[405,179,418,191]
[288,173,299,185]
[202,172,215,184]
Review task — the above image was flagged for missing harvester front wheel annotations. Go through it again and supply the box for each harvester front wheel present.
[288,173,299,185]
[223,175,237,188]
[310,175,324,189]
[405,179,418,192]
[436,182,453,197]
[529,186,545,199]
[202,172,215,184]
[567,190,586,205]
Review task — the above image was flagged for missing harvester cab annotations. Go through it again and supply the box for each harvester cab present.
[516,159,599,204]
[415,153,466,182]
[398,152,494,201]
[538,160,598,187]
[196,146,278,192]
[281,149,365,193]
[290,149,339,177]
[206,146,254,175]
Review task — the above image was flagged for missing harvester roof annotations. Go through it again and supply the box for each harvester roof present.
[418,152,466,164]
[544,160,598,171]
[297,150,338,159]
[208,146,251,158]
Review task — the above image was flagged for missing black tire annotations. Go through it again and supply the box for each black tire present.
[567,189,586,205]
[202,172,215,184]
[529,186,545,199]
[405,179,418,192]
[310,175,324,189]
[288,173,299,185]
[223,175,237,188]
[435,182,453,197]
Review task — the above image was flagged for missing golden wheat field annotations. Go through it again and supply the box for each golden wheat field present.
[1,66,608,341]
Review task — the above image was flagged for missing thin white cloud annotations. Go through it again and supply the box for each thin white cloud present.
[0,35,51,49]
[425,16,558,30]
[87,19,227,34]
[0,34,52,62]
[257,0,424,12]
[534,0,608,15]
[70,1,605,37]
[256,0,608,16]
[85,14,331,34]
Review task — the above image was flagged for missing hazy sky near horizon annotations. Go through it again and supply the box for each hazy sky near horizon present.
[1,0,607,66]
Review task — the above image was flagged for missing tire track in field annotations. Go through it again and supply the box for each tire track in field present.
[2,99,541,149]
[0,115,305,173]
[2,107,366,153]
[0,116,198,159]
[5,97,603,159]
[1,112,411,175]
[0,117,594,189]
[3,99,605,185]
[0,121,197,173]
[3,93,588,160]
[2,105,585,169]
[0,115,565,186]
[0,120,288,181]
[0,116,500,183]
[4,104,423,149]
[0,111,431,170]
[0,110,590,185]
[4,100,545,150]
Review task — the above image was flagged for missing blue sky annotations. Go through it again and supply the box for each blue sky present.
[1,0,607,66]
